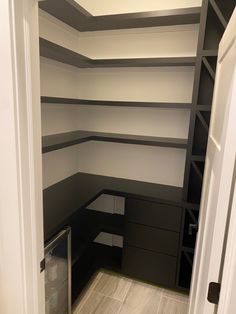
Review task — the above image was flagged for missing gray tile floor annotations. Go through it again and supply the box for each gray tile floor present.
[73,270,189,314]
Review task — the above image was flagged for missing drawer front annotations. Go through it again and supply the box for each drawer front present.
[125,198,182,232]
[122,246,177,288]
[125,223,179,256]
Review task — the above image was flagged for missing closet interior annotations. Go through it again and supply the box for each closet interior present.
[38,0,235,306]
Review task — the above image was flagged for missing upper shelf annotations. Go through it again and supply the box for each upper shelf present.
[40,38,197,68]
[41,96,192,109]
[39,0,201,32]
[42,130,188,153]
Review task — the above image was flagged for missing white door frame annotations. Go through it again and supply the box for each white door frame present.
[0,1,44,314]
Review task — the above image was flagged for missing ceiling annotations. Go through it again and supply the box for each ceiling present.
[76,0,202,16]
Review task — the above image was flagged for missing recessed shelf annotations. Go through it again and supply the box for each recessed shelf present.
[40,38,197,68]
[42,130,188,153]
[71,208,124,266]
[41,96,192,109]
[39,0,201,32]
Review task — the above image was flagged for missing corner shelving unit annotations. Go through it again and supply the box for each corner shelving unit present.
[179,0,235,290]
[39,0,235,303]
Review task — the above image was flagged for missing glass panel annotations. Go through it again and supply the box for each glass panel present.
[45,233,69,314]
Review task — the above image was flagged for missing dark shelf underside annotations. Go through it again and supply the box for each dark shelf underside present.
[39,0,201,32]
[40,38,197,68]
[42,130,188,153]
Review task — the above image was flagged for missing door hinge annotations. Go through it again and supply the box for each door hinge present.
[40,258,45,273]
[207,282,221,305]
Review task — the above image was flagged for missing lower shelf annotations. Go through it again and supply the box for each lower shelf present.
[122,245,177,289]
[70,208,124,266]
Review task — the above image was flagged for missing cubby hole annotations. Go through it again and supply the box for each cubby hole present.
[187,160,204,204]
[182,209,199,249]
[198,62,215,106]
[214,0,236,23]
[200,111,211,127]
[192,116,209,157]
[178,251,194,289]
[205,56,217,74]
[72,238,123,303]
[203,3,225,50]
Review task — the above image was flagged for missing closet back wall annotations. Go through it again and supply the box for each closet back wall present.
[40,9,199,189]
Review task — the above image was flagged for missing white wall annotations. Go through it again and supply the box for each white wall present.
[76,0,202,16]
[40,9,198,189]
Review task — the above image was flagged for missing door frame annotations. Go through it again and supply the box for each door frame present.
[0,1,44,313]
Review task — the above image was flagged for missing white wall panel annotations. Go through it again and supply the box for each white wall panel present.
[77,142,186,187]
[42,146,79,188]
[40,57,79,98]
[41,104,79,136]
[76,0,202,16]
[77,106,190,138]
[76,67,194,102]
[76,26,199,59]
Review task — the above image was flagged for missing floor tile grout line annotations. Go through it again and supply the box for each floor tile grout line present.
[156,288,164,314]
[117,299,124,314]
[162,295,189,304]
[93,288,130,302]
[73,272,103,313]
[121,279,133,303]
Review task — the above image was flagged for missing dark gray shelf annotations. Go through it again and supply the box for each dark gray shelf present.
[40,38,197,68]
[41,96,192,109]
[42,130,188,153]
[43,172,183,241]
[39,0,201,32]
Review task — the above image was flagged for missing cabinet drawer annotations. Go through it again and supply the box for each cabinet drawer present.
[125,198,182,232]
[122,246,176,288]
[125,223,179,256]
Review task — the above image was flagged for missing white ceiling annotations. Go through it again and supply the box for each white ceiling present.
[76,0,202,16]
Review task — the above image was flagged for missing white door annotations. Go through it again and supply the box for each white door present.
[189,8,236,314]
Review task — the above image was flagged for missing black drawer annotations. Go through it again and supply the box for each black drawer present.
[122,246,177,288]
[125,198,182,232]
[125,223,179,256]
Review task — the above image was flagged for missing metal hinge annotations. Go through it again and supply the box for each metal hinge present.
[40,258,45,273]
[207,282,221,305]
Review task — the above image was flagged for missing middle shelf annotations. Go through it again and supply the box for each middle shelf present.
[40,38,197,68]
[42,130,188,153]
[41,96,192,109]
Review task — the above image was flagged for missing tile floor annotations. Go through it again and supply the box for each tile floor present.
[73,270,189,314]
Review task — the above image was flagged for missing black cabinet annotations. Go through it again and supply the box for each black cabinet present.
[122,198,182,288]
[125,223,179,256]
[125,198,182,232]
[122,246,177,288]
